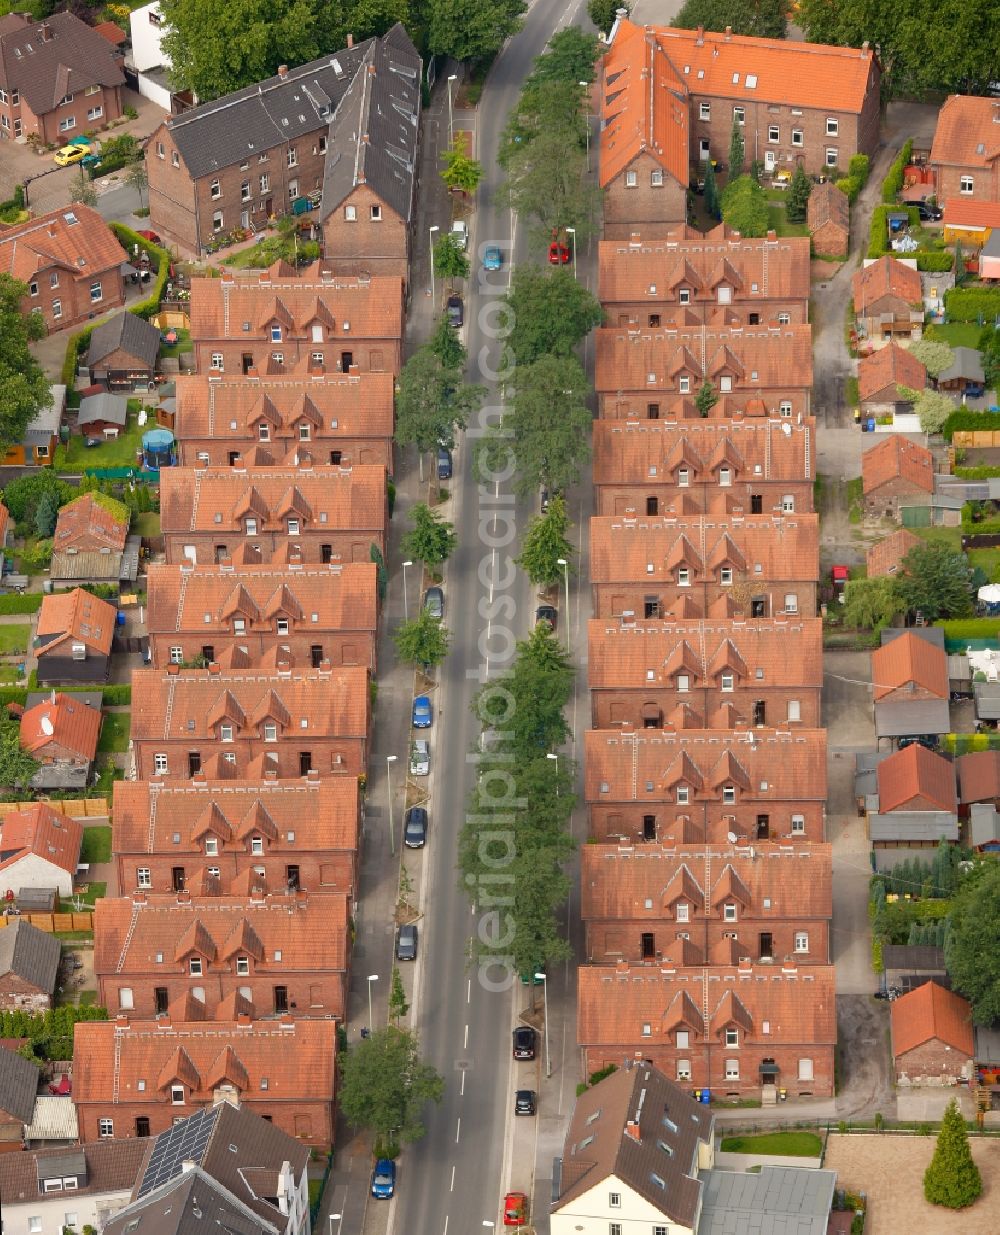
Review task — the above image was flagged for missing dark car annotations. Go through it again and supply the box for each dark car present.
[512,1025,537,1060]
[915,200,942,222]
[396,923,418,961]
[437,446,453,480]
[404,806,428,849]
[535,604,557,629]
[424,586,444,619]
[447,293,464,327]
[515,1089,537,1116]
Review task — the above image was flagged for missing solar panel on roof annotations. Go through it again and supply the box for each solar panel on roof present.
[138,1105,220,1196]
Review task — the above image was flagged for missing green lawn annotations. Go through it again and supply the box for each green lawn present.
[78,989,98,1007]
[132,511,161,537]
[720,1131,823,1156]
[157,326,191,359]
[925,322,985,350]
[914,525,963,551]
[224,234,296,269]
[54,403,144,470]
[76,881,107,905]
[766,203,809,238]
[80,825,112,864]
[97,712,130,753]
[969,546,1000,581]
[0,623,31,654]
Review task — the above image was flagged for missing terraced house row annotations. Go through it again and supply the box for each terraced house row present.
[584,108,833,1095]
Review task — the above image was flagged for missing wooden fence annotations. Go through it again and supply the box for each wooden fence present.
[952,430,1000,448]
[0,799,108,819]
[0,912,93,932]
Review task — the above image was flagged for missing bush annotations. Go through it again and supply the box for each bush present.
[937,617,1000,640]
[916,251,954,272]
[836,176,862,205]
[0,1006,108,1061]
[2,472,70,523]
[943,286,1000,324]
[868,204,919,259]
[848,153,870,187]
[881,138,914,204]
[109,224,170,320]
[87,134,140,180]
[20,539,52,571]
[102,685,132,706]
[943,409,1000,441]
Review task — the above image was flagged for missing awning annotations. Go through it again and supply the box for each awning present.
[759,1062,779,1075]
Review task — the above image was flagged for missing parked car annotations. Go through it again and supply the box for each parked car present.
[371,1159,396,1199]
[424,586,444,619]
[514,1090,537,1116]
[447,293,464,328]
[437,447,453,480]
[548,229,571,264]
[451,219,469,250]
[136,229,162,244]
[410,738,430,777]
[512,1026,537,1060]
[915,200,943,222]
[503,1192,528,1227]
[396,923,418,961]
[535,604,557,629]
[412,695,433,728]
[53,142,90,166]
[483,245,503,270]
[404,806,428,849]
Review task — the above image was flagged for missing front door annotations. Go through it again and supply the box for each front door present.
[764,150,777,171]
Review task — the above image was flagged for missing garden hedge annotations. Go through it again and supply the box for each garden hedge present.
[942,409,1000,442]
[943,286,1000,324]
[881,138,914,204]
[110,223,170,320]
[916,251,954,272]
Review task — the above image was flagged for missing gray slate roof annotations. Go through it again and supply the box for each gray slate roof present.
[0,12,124,117]
[105,1166,277,1235]
[869,811,959,843]
[0,1044,39,1123]
[882,944,946,974]
[939,347,985,384]
[0,918,60,994]
[0,1138,147,1205]
[874,698,951,738]
[78,392,128,430]
[24,385,64,445]
[974,681,1000,719]
[970,802,1000,847]
[88,311,161,370]
[880,626,945,649]
[698,1165,837,1235]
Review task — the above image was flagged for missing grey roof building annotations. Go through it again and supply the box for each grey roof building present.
[0,1044,40,1124]
[970,802,1000,849]
[0,11,124,119]
[697,1166,836,1235]
[78,391,129,432]
[88,311,161,372]
[24,384,64,449]
[104,1166,278,1235]
[938,346,985,386]
[975,681,1000,721]
[869,811,959,844]
[0,1138,148,1230]
[0,918,61,1005]
[882,944,949,995]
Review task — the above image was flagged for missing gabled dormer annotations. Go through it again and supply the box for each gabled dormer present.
[706,532,746,583]
[664,436,703,487]
[220,917,264,972]
[275,485,312,535]
[707,436,743,487]
[288,392,323,442]
[707,257,743,304]
[665,258,705,305]
[236,800,279,843]
[298,298,336,344]
[157,1046,201,1102]
[190,802,233,854]
[666,701,702,729]
[711,989,754,1046]
[660,862,704,921]
[708,750,751,804]
[207,689,247,742]
[220,584,261,636]
[250,688,291,742]
[661,989,705,1040]
[263,583,303,634]
[666,346,701,396]
[173,918,216,974]
[707,344,744,393]
[204,1044,249,1095]
[258,296,294,343]
[662,640,701,690]
[661,751,704,807]
[232,485,270,536]
[710,863,752,921]
[250,394,281,443]
[664,534,703,587]
[708,638,749,690]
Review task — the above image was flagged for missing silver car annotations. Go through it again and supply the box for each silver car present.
[410,739,430,777]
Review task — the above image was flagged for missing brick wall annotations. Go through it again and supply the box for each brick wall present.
[176,435,394,473]
[146,123,200,253]
[192,338,400,379]
[810,219,849,258]
[19,84,123,146]
[76,1096,334,1148]
[0,975,51,1011]
[595,479,815,517]
[600,392,811,420]
[586,803,824,844]
[321,184,409,279]
[604,153,688,241]
[591,684,820,729]
[894,1039,972,1085]
[18,262,125,335]
[591,581,818,621]
[114,850,358,901]
[162,532,385,569]
[147,630,377,672]
[132,738,367,780]
[585,920,830,965]
[935,163,1000,204]
[583,1042,834,1097]
[98,970,346,1021]
[606,299,807,327]
[864,479,927,519]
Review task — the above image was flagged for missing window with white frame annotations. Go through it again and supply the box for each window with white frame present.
[787,699,801,722]
[211,353,224,370]
[782,494,795,512]
[961,176,974,194]
[678,467,689,487]
[137,867,151,888]
[700,102,711,120]
[119,986,134,1009]
[277,618,289,634]
[287,147,298,167]
[205,837,219,856]
[826,148,838,167]
[609,1189,621,1205]
[779,400,792,416]
[725,1027,739,1046]
[87,105,103,121]
[241,180,251,201]
[723,903,737,922]
[722,785,736,804]
[791,814,805,833]
[733,106,744,124]
[189,957,203,976]
[721,672,734,692]
[288,180,298,200]
[676,1059,692,1080]
[212,210,224,231]
[677,674,690,693]
[90,281,102,303]
[651,169,663,186]
[169,646,183,663]
[59,116,76,132]
[244,518,257,535]
[345,204,357,220]
[251,836,264,855]
[826,117,838,135]
[52,299,62,320]
[784,593,798,614]
[679,287,690,304]
[791,128,803,147]
[720,567,733,585]
[172,150,180,167]
[676,786,690,805]
[719,375,733,392]
[768,125,779,142]
[220,724,233,742]
[676,1029,689,1048]
[610,1225,622,1235]
[719,466,732,485]
[288,518,300,535]
[236,956,250,975]
[154,754,168,774]
[679,375,691,394]
[625,170,637,187]
[98,1119,114,1138]
[676,902,689,922]
[798,1057,814,1080]
[795,932,809,952]
[210,178,221,199]
[29,1218,43,1233]
[264,722,278,742]
[725,1059,740,1080]
[260,174,270,192]
[370,204,382,220]
[677,567,690,587]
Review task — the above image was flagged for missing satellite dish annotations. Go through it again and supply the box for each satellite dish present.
[781,423,792,436]
[40,715,54,736]
[727,831,738,844]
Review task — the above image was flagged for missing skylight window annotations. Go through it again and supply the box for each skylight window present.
[650,1173,666,1190]
[732,72,740,84]
[746,74,758,88]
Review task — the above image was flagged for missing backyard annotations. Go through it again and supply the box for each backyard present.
[766,202,809,238]
[719,1131,823,1157]
[80,826,112,865]
[926,322,986,350]
[53,401,146,470]
[0,624,31,655]
[97,712,130,754]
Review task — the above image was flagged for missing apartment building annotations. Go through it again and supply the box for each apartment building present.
[930,95,1000,205]
[601,390,812,422]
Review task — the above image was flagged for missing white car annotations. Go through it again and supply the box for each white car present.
[451,219,469,250]
[410,739,430,777]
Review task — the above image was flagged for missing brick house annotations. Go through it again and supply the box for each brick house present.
[584,727,828,844]
[866,528,921,578]
[87,311,161,391]
[0,12,124,146]
[95,892,349,1020]
[112,775,360,900]
[599,19,880,239]
[50,492,130,585]
[957,750,1000,809]
[146,561,379,671]
[589,512,819,620]
[34,587,115,685]
[600,390,812,423]
[129,665,371,780]
[891,981,974,1086]
[872,632,950,742]
[858,344,927,414]
[876,743,957,814]
[853,257,924,342]
[582,842,832,965]
[861,434,934,518]
[0,803,82,898]
[188,263,404,378]
[0,1046,41,1147]
[0,204,125,333]
[807,181,849,257]
[159,462,387,568]
[595,325,814,417]
[577,961,836,1097]
[170,371,395,472]
[73,1016,338,1147]
[20,692,101,791]
[588,615,822,730]
[929,95,1000,205]
[0,919,61,1010]
[145,26,419,261]
[599,227,811,327]
[593,417,816,517]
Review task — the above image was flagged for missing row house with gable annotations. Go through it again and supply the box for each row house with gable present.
[589,512,819,621]
[112,776,361,901]
[595,325,814,418]
[189,263,404,378]
[584,727,828,845]
[160,461,387,568]
[599,227,811,327]
[593,416,816,517]
[170,371,395,472]
[129,665,371,781]
[94,892,349,1020]
[602,390,812,423]
[73,1016,338,1147]
[145,561,379,671]
[588,615,822,730]
[581,842,832,966]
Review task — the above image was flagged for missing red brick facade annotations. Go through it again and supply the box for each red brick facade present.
[604,151,688,241]
[319,184,409,280]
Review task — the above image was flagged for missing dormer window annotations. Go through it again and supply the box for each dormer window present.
[676,674,690,693]
[264,722,278,742]
[220,724,234,742]
[717,286,732,305]
[725,1028,739,1046]
[233,618,246,634]
[722,785,736,804]
[171,1085,185,1104]
[245,518,257,535]
[205,837,219,855]
[236,955,250,975]
[258,423,270,441]
[189,957,203,976]
[677,467,689,488]
[299,423,311,441]
[720,567,733,585]
[679,288,690,304]
[679,376,691,394]
[271,325,282,342]
[311,322,323,342]
[720,672,734,692]
[723,902,737,921]
[251,836,264,855]
[675,901,690,922]
[719,375,733,392]
[677,568,690,587]
[719,466,731,486]
[288,518,300,535]
[676,785,690,805]
[277,618,289,635]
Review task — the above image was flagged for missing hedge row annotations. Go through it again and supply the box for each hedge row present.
[955,466,1000,479]
[0,683,131,706]
[942,410,1000,441]
[109,223,170,321]
[868,205,919,258]
[915,251,954,272]
[881,138,914,204]
[0,593,44,615]
[937,617,1000,640]
[942,286,1000,324]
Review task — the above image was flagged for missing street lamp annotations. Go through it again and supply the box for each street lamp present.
[556,557,569,637]
[402,560,413,621]
[447,74,457,146]
[366,974,379,1030]
[547,751,559,797]
[429,224,440,305]
[386,755,398,855]
[579,82,590,171]
[329,1214,342,1235]
[535,971,551,1078]
[565,226,577,280]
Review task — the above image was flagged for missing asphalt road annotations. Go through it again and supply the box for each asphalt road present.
[395,4,589,1234]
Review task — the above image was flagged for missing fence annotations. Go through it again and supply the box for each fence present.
[0,798,108,819]
[0,912,94,932]
[952,430,1000,448]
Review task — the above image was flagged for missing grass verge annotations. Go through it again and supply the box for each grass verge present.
[80,825,112,864]
[719,1131,823,1156]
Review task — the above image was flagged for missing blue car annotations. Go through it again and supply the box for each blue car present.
[412,694,433,728]
[483,245,502,270]
[371,1158,396,1199]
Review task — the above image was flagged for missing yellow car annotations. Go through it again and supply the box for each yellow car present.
[53,143,90,167]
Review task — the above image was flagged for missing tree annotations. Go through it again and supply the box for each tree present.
[528,26,600,85]
[981,326,1000,393]
[388,966,409,1023]
[0,275,49,457]
[906,338,954,379]
[786,164,812,223]
[946,861,1000,1024]
[395,346,484,455]
[34,491,60,538]
[125,157,149,212]
[441,138,484,196]
[675,0,789,39]
[504,125,598,240]
[0,718,39,790]
[516,494,573,588]
[338,1025,443,1149]
[394,609,450,669]
[159,0,320,101]
[924,1099,982,1208]
[728,116,744,179]
[401,503,458,573]
[505,267,603,366]
[501,79,586,168]
[70,166,97,209]
[695,381,719,416]
[841,575,899,630]
[721,174,769,237]
[703,159,721,221]
[2,471,66,524]
[906,387,957,436]
[429,313,466,372]
[506,355,591,496]
[897,540,975,622]
[426,0,527,63]
[433,233,470,283]
[955,240,966,286]
[587,0,627,33]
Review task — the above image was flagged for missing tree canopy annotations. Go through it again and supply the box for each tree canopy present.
[721,174,769,237]
[675,0,789,39]
[394,609,450,669]
[924,1099,982,1208]
[426,0,527,62]
[516,494,573,588]
[0,717,39,791]
[504,266,602,366]
[433,232,470,282]
[946,861,1000,1025]
[338,1025,443,1149]
[896,541,975,622]
[0,275,49,457]
[588,0,627,33]
[504,125,597,240]
[441,138,483,195]
[841,575,899,630]
[400,502,458,573]
[505,354,592,497]
[395,345,484,455]
[786,165,812,223]
[906,338,955,379]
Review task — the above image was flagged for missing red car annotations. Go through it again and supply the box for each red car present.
[548,238,570,264]
[136,229,161,244]
[503,1192,528,1227]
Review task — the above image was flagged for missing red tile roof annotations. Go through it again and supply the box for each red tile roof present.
[866,529,921,578]
[956,751,1000,805]
[891,981,973,1057]
[861,434,933,495]
[53,493,129,553]
[852,257,923,310]
[942,198,1000,230]
[858,345,927,404]
[871,633,948,702]
[876,744,957,814]
[20,693,101,762]
[0,204,126,284]
[92,19,127,45]
[36,587,116,658]
[807,182,849,230]
[0,802,83,877]
[930,95,1000,171]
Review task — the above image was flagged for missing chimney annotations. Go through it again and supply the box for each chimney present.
[615,959,629,975]
[264,769,278,782]
[695,24,704,45]
[237,1012,252,1025]
[278,64,288,79]
[861,40,870,55]
[115,1013,129,1027]
[166,663,180,676]
[219,556,234,571]
[276,657,292,675]
[192,772,207,784]
[131,891,146,906]
[220,269,235,284]
[318,658,332,674]
[348,363,360,376]
[39,21,51,41]
[624,1120,641,1143]
[208,661,221,675]
[176,889,191,904]
[196,454,210,469]
[346,32,353,47]
[724,24,732,39]
[306,768,320,783]
[766,229,777,242]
